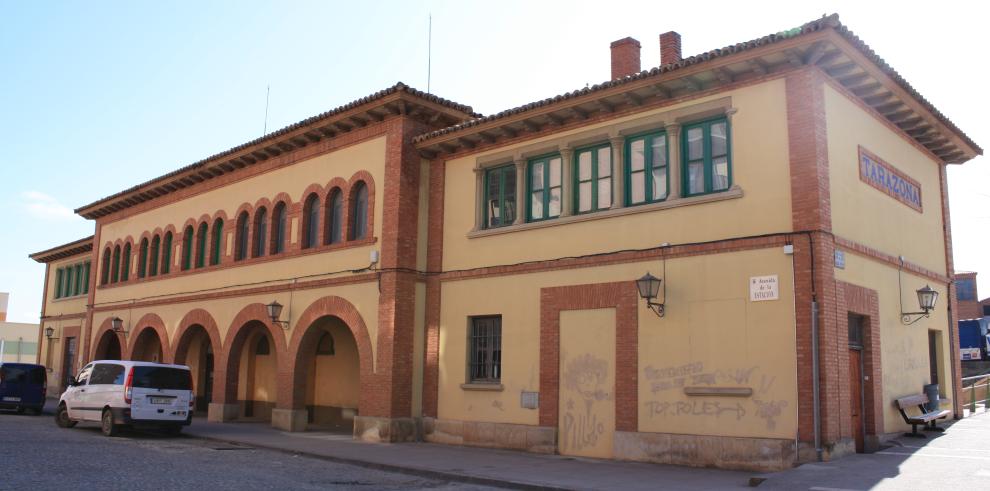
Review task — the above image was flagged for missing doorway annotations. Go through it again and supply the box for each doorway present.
[848,314,866,453]
[61,337,77,391]
[558,308,615,459]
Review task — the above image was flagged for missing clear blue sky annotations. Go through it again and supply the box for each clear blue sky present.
[2,1,987,322]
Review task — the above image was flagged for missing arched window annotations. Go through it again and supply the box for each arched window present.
[182,226,193,271]
[121,243,131,281]
[149,235,160,277]
[111,245,121,283]
[272,202,287,254]
[253,207,268,258]
[101,247,112,285]
[349,182,369,240]
[138,238,149,278]
[195,223,208,268]
[302,193,319,249]
[316,332,335,355]
[210,218,223,266]
[325,189,343,245]
[235,212,249,261]
[162,232,173,274]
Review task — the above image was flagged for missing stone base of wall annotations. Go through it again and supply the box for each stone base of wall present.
[353,416,417,443]
[613,431,796,472]
[207,403,239,422]
[272,408,308,432]
[422,417,556,454]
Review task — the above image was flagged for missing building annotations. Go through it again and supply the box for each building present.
[0,293,40,363]
[954,271,981,319]
[30,15,981,471]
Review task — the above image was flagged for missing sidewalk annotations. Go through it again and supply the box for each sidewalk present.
[182,419,757,490]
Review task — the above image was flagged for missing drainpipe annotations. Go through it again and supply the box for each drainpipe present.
[812,299,823,461]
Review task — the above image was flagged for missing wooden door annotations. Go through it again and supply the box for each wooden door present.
[558,308,615,459]
[849,348,864,453]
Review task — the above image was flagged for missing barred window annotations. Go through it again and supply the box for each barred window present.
[469,316,502,383]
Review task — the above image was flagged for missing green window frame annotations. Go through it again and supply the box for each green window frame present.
[196,223,208,268]
[64,267,74,297]
[73,263,83,296]
[682,117,731,197]
[111,246,121,283]
[182,227,193,271]
[527,154,562,222]
[149,236,160,277]
[121,243,131,281]
[574,144,613,213]
[54,268,63,299]
[138,239,148,278]
[83,261,90,294]
[625,130,669,206]
[211,219,223,266]
[484,164,517,229]
[162,232,173,274]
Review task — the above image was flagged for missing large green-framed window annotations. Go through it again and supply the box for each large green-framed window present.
[73,263,83,296]
[211,218,223,265]
[82,261,90,294]
[575,144,612,213]
[527,155,561,222]
[111,245,121,283]
[683,117,730,196]
[149,236,160,277]
[626,131,668,205]
[484,164,516,228]
[54,268,64,299]
[196,222,208,268]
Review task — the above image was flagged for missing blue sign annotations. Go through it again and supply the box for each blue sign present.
[858,146,922,212]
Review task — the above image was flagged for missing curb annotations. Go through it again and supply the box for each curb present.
[183,431,572,491]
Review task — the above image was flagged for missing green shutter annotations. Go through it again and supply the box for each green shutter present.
[54,268,63,299]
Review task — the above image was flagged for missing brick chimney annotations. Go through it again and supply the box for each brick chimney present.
[610,37,641,79]
[660,31,682,65]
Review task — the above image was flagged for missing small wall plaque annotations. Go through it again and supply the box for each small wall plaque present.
[749,275,779,301]
[521,391,539,409]
[834,250,846,269]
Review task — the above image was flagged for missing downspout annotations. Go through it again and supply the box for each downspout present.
[812,298,823,461]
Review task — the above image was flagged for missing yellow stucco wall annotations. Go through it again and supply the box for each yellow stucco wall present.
[833,253,953,434]
[307,320,360,409]
[94,136,386,306]
[437,247,798,440]
[824,85,947,274]
[441,79,793,272]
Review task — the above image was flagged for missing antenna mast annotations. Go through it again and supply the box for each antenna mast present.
[263,85,271,136]
[427,14,432,93]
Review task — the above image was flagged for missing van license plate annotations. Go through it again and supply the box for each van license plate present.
[2,397,20,402]
[150,397,172,404]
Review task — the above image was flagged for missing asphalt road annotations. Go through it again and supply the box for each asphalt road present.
[0,405,498,491]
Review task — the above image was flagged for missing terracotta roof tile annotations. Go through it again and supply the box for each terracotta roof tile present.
[413,14,982,157]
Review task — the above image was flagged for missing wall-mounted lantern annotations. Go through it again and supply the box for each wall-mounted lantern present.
[266,300,290,329]
[901,285,938,325]
[111,316,128,336]
[636,272,665,318]
[44,326,57,339]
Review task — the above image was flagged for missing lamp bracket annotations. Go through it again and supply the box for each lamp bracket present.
[647,300,665,318]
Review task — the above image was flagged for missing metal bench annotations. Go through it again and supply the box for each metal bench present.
[894,393,950,438]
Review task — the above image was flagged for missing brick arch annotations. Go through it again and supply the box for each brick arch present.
[271,192,293,208]
[170,308,223,365]
[346,171,376,241]
[125,312,171,361]
[162,224,178,237]
[216,303,287,403]
[180,217,198,232]
[281,295,376,411]
[210,209,229,223]
[91,317,126,361]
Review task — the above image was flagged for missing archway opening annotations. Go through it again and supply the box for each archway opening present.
[93,330,122,360]
[234,321,278,421]
[131,328,164,362]
[298,315,360,432]
[175,325,215,413]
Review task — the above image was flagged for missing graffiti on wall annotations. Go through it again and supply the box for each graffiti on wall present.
[643,361,789,431]
[560,353,612,452]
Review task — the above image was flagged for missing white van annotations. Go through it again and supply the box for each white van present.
[55,360,194,436]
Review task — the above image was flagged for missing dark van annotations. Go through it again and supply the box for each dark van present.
[0,362,47,414]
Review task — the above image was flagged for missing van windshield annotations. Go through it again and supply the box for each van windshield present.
[131,367,191,390]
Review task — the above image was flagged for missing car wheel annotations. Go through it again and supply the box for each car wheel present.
[101,409,119,437]
[55,404,77,428]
